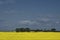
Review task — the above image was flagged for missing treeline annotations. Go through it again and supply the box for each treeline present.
[16,28,57,32]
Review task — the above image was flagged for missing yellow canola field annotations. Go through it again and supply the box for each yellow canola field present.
[0,32,60,40]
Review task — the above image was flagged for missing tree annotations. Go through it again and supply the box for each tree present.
[51,28,56,32]
[43,29,50,32]
[16,28,25,32]
[25,28,30,32]
[34,29,43,32]
[19,28,25,32]
[16,28,20,32]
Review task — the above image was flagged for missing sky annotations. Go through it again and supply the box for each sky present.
[0,0,60,31]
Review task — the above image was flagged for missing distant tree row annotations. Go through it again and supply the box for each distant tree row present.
[16,28,57,32]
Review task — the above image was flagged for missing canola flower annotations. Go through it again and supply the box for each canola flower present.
[0,32,60,40]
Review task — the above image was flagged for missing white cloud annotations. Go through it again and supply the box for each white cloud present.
[56,21,60,24]
[41,18,50,22]
[19,20,37,25]
[37,18,50,22]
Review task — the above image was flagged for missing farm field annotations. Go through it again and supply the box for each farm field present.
[0,32,60,40]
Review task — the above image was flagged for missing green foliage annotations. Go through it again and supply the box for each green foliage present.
[51,28,56,32]
[16,28,56,32]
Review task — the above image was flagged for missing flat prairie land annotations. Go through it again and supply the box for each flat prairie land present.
[0,32,60,40]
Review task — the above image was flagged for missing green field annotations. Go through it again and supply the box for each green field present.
[0,32,60,40]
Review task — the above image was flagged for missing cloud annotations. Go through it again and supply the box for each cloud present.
[0,1,4,4]
[56,21,60,24]
[0,19,6,26]
[19,20,37,25]
[0,18,60,31]
[37,17,50,22]
[0,19,5,22]
[17,19,52,27]
[0,11,60,31]
[0,0,15,5]
[40,18,50,22]
[1,9,24,14]
[4,10,16,14]
[5,0,15,4]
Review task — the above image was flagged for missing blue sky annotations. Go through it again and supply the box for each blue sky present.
[0,0,60,31]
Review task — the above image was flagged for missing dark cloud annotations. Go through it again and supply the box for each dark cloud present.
[0,19,5,22]
[0,0,60,31]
